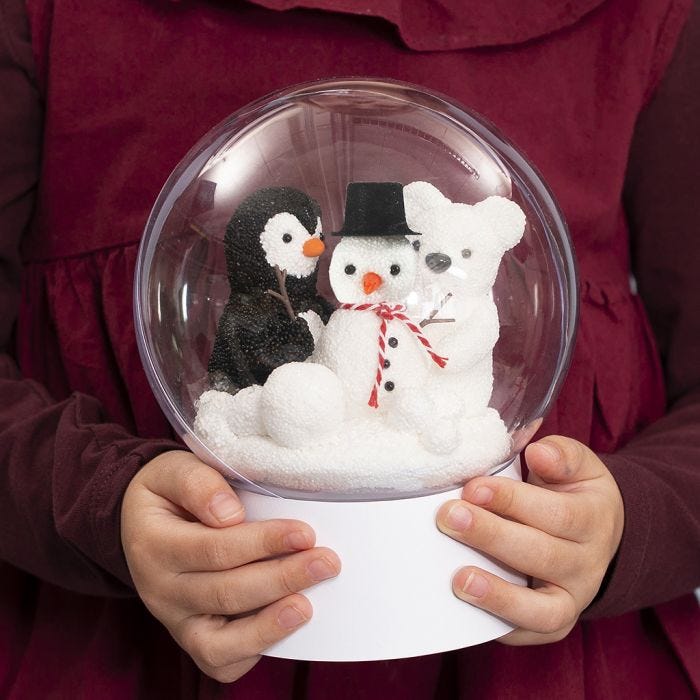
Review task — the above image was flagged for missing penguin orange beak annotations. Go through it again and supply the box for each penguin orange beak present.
[362,271,383,295]
[303,238,325,257]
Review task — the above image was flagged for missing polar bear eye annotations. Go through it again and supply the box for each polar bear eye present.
[282,233,293,243]
[461,248,472,259]
[345,264,356,275]
[412,240,421,252]
[390,264,401,276]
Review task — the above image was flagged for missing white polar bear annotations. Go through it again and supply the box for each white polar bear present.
[403,181,526,424]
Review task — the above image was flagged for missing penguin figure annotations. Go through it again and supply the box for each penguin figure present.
[208,187,333,393]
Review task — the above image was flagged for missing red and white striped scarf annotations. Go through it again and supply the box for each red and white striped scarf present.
[340,302,448,408]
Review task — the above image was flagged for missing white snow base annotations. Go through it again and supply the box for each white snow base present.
[194,388,511,494]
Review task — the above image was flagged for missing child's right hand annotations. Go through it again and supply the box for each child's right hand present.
[121,450,341,683]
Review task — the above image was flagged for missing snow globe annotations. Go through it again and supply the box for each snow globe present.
[135,78,578,661]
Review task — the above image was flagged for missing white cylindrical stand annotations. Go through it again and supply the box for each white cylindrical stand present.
[238,458,525,662]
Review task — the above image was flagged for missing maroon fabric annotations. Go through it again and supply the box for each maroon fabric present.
[0,0,699,697]
[246,0,609,50]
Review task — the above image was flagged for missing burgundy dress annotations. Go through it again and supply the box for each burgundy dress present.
[1,0,699,697]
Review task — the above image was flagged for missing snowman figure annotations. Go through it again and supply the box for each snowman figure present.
[261,182,452,452]
[312,182,446,415]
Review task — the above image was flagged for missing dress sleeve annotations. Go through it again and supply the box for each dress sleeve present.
[584,0,700,618]
[0,0,180,597]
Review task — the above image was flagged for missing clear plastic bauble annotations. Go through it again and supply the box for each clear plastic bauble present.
[135,78,578,501]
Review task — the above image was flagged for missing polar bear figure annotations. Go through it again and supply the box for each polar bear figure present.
[403,181,526,423]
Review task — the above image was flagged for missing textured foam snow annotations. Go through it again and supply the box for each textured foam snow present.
[194,388,511,494]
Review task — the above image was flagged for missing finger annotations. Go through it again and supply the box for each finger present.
[140,451,246,528]
[497,624,576,646]
[175,547,341,615]
[437,500,579,579]
[452,566,578,635]
[161,518,317,572]
[525,436,604,486]
[460,476,595,542]
[177,593,312,682]
[195,654,260,685]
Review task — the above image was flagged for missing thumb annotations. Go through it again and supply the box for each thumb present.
[524,436,604,485]
[138,450,246,528]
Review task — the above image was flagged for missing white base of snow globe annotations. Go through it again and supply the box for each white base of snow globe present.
[238,457,525,662]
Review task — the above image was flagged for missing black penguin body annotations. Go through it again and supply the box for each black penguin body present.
[208,187,333,393]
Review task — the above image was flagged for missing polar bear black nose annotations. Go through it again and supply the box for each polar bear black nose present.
[425,253,452,273]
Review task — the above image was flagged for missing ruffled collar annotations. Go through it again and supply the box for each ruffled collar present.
[244,0,608,50]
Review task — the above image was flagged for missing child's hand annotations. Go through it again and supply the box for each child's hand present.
[121,450,340,682]
[436,435,624,645]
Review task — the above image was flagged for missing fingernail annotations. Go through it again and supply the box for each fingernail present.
[471,486,493,505]
[537,441,561,462]
[462,571,489,598]
[446,503,472,531]
[284,530,312,551]
[307,556,338,582]
[208,492,243,522]
[278,605,308,630]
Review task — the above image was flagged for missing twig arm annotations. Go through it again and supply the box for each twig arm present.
[266,265,296,321]
[419,292,455,328]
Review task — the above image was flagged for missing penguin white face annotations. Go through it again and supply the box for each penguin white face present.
[329,237,417,304]
[260,213,324,278]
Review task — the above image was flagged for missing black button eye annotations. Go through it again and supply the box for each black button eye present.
[319,232,325,241]
[345,264,356,275]
[461,248,472,259]
[390,264,400,276]
[282,233,292,243]
[412,240,421,252]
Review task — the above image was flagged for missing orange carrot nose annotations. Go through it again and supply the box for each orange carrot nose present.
[363,271,383,295]
[303,237,325,257]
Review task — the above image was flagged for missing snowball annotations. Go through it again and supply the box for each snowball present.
[261,362,345,448]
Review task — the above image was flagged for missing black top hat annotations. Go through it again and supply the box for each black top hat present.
[334,182,419,237]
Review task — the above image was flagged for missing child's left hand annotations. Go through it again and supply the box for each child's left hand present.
[436,435,624,645]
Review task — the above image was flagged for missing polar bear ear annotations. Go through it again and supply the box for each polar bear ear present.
[473,196,526,252]
[403,181,451,233]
